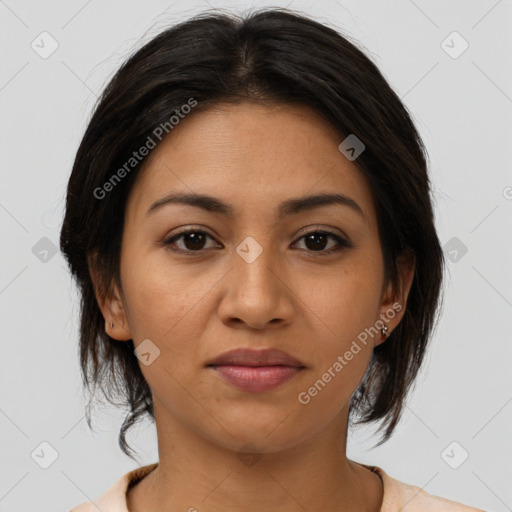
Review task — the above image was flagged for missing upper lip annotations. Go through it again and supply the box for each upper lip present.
[206,348,305,367]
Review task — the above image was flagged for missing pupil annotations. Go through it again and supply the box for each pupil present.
[185,232,205,250]
[306,233,327,251]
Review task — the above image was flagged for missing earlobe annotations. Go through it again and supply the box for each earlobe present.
[105,317,132,341]
[87,252,132,341]
[104,281,132,341]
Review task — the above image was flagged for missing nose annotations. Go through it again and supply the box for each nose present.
[217,241,294,331]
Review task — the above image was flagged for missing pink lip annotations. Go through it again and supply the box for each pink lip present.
[211,365,302,392]
[206,348,305,393]
[206,347,304,367]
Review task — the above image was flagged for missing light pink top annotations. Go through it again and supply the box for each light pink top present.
[70,462,486,511]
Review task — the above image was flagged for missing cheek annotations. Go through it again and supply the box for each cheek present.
[299,257,382,397]
[291,304,375,436]
[120,251,194,334]
[120,253,214,386]
[306,264,383,343]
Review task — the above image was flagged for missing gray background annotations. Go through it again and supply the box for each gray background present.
[1,1,511,511]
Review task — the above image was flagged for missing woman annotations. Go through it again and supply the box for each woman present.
[61,7,485,512]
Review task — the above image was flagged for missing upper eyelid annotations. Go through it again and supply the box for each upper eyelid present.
[167,222,347,237]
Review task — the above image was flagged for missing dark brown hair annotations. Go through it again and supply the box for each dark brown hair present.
[60,7,444,460]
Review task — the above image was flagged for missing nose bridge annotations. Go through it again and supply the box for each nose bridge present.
[233,232,279,296]
[218,231,293,328]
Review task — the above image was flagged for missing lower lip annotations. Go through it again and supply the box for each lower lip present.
[210,365,302,392]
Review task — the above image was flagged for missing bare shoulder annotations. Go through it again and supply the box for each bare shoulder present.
[399,486,487,512]
[360,464,486,512]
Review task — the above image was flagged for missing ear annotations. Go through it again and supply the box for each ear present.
[374,248,415,347]
[87,252,132,341]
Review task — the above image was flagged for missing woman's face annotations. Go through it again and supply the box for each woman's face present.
[101,101,411,453]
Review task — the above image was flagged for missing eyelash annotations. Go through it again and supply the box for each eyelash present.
[162,228,352,256]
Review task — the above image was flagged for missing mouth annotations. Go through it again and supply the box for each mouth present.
[206,348,306,393]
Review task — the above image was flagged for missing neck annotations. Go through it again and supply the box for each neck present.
[127,399,383,512]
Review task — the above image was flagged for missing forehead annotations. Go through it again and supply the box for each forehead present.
[125,102,377,228]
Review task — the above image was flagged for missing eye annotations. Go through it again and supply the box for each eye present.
[292,230,352,255]
[163,229,219,253]
[163,228,352,255]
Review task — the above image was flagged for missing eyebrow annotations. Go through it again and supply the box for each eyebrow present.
[146,191,365,221]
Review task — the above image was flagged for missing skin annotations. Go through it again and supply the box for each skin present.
[91,101,415,512]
